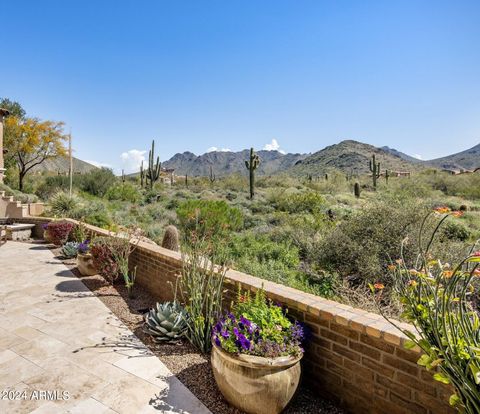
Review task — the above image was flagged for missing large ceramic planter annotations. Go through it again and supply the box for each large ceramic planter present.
[77,253,97,276]
[211,343,302,414]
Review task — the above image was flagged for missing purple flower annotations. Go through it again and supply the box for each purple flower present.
[214,336,221,347]
[42,223,49,230]
[77,240,90,254]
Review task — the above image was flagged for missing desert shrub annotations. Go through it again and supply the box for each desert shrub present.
[105,182,142,203]
[317,199,427,283]
[176,199,243,241]
[441,220,472,242]
[48,191,81,217]
[71,200,112,228]
[90,238,119,282]
[79,168,116,197]
[35,175,70,199]
[0,182,38,203]
[275,191,325,214]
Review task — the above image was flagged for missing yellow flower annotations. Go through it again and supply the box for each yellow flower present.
[387,264,396,271]
[408,280,418,287]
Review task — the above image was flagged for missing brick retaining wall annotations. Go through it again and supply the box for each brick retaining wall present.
[20,217,455,414]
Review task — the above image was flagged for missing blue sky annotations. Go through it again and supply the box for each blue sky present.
[1,1,479,173]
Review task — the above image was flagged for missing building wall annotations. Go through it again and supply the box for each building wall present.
[21,217,455,414]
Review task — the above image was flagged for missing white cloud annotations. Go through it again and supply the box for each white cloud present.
[413,154,423,160]
[120,149,147,173]
[206,147,231,153]
[85,160,112,168]
[263,139,286,154]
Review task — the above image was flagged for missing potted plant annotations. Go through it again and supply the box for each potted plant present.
[43,221,74,246]
[76,240,97,276]
[211,289,304,414]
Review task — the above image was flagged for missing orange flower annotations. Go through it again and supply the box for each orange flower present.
[451,211,463,218]
[374,283,385,290]
[387,264,396,271]
[443,271,454,279]
[434,206,450,214]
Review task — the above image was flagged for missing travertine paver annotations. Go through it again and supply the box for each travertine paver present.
[0,241,212,414]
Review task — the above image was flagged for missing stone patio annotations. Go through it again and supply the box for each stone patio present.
[0,241,212,414]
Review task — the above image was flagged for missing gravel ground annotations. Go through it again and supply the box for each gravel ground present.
[51,245,344,414]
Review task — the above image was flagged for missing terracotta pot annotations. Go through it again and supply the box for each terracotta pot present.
[211,343,302,414]
[76,253,97,276]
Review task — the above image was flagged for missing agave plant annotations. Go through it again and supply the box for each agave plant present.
[144,301,188,343]
[61,241,79,258]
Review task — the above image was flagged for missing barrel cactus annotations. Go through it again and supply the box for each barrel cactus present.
[161,225,179,251]
[144,301,188,342]
[61,241,79,258]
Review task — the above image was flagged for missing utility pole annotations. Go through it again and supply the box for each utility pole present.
[69,131,73,198]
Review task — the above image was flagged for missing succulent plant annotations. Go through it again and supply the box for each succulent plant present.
[161,225,179,251]
[144,301,188,343]
[61,241,79,258]
[245,147,260,199]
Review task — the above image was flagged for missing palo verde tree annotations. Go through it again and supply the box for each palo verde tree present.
[4,116,67,191]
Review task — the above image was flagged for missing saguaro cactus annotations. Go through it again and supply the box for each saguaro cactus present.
[385,169,390,184]
[209,165,216,184]
[369,154,381,189]
[185,174,188,188]
[354,182,361,198]
[140,160,145,188]
[245,147,260,199]
[146,140,161,189]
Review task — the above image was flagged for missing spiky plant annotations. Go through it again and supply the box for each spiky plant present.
[144,301,188,342]
[61,241,79,258]
[146,140,161,189]
[369,154,381,189]
[244,147,260,199]
[161,225,179,251]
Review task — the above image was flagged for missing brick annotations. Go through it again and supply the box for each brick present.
[332,343,361,362]
[330,322,360,340]
[320,328,348,346]
[395,371,436,396]
[383,354,419,376]
[310,335,332,350]
[343,358,374,381]
[396,347,421,364]
[390,391,427,414]
[362,356,395,378]
[349,340,381,360]
[360,333,395,354]
[305,312,330,328]
[376,375,412,400]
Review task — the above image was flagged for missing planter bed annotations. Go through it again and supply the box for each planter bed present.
[51,244,344,414]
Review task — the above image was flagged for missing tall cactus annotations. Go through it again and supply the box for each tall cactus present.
[184,174,188,188]
[140,160,145,188]
[385,169,390,185]
[354,182,361,198]
[146,140,161,189]
[245,148,260,199]
[209,165,216,184]
[369,154,381,190]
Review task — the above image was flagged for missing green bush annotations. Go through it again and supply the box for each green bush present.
[105,182,142,203]
[79,168,116,197]
[441,220,471,242]
[176,199,243,241]
[275,191,325,214]
[317,199,427,283]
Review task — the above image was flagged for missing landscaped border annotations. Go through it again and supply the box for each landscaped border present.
[18,216,455,414]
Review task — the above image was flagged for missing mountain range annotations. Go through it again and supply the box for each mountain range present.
[33,156,98,174]
[161,140,480,177]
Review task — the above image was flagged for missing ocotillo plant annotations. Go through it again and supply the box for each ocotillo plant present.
[354,182,361,198]
[368,154,381,189]
[245,147,260,199]
[146,140,161,189]
[209,165,216,184]
[385,169,390,184]
[139,160,145,188]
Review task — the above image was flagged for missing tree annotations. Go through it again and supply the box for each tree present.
[4,116,67,190]
[0,97,26,119]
